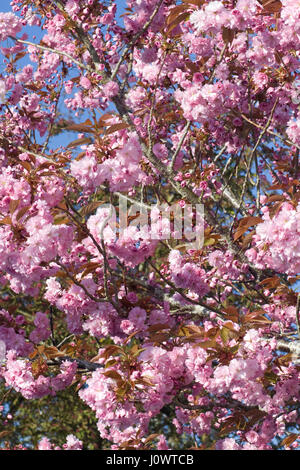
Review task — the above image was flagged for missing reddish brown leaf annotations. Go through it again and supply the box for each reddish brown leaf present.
[166,12,190,35]
[9,199,20,215]
[147,323,171,333]
[80,201,104,217]
[238,216,263,227]
[181,0,204,5]
[102,370,123,382]
[266,194,286,203]
[259,276,280,289]
[65,124,94,133]
[144,433,160,444]
[19,160,32,172]
[0,431,12,439]
[0,216,12,226]
[166,4,191,26]
[80,263,100,279]
[67,137,92,149]
[243,310,272,325]
[262,0,282,13]
[223,306,239,322]
[104,122,129,135]
[222,27,235,44]
[234,216,262,241]
[280,434,299,448]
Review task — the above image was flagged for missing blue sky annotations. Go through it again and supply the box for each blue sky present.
[0,0,127,12]
[0,1,128,151]
[0,0,13,12]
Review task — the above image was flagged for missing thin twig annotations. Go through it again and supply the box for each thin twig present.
[110,0,165,81]
[169,120,191,171]
[240,113,300,151]
[148,260,226,319]
[13,37,93,73]
[296,294,300,339]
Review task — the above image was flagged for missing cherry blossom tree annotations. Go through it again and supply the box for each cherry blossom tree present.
[0,0,299,450]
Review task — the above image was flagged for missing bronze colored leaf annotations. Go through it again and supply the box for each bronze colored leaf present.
[65,124,94,133]
[66,137,92,149]
[53,214,70,225]
[9,199,20,215]
[98,113,116,125]
[243,310,272,325]
[266,194,286,203]
[166,4,190,26]
[234,216,262,241]
[144,433,160,444]
[181,0,204,5]
[101,345,124,360]
[166,12,190,35]
[197,340,217,350]
[261,0,282,13]
[223,306,239,322]
[80,201,105,217]
[259,276,280,289]
[147,323,171,333]
[280,434,299,448]
[102,370,123,382]
[238,216,263,227]
[104,122,129,135]
[0,216,12,226]
[80,263,100,279]
[19,160,32,172]
[222,27,235,44]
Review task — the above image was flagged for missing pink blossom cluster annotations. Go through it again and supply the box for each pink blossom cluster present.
[286,116,300,146]
[29,312,51,344]
[169,250,210,297]
[83,205,158,268]
[78,330,296,448]
[281,0,300,33]
[0,0,300,452]
[0,309,32,358]
[79,344,193,443]
[174,80,242,123]
[45,276,101,335]
[2,351,77,399]
[71,133,150,193]
[0,12,22,41]
[38,434,82,450]
[0,166,31,213]
[124,0,165,34]
[246,202,300,275]
[189,0,259,34]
